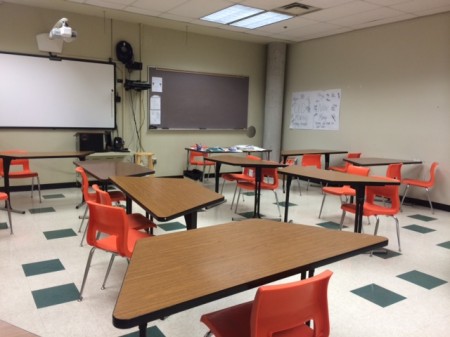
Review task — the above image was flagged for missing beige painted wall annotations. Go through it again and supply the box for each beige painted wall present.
[0,4,266,185]
[283,12,450,206]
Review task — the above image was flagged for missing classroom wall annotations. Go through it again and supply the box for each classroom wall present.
[283,12,450,207]
[0,3,266,184]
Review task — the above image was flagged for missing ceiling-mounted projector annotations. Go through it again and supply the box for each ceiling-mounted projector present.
[49,18,77,42]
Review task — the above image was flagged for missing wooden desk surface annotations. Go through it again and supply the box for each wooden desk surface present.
[74,160,154,181]
[281,149,347,157]
[278,166,400,186]
[344,157,423,166]
[0,151,93,160]
[205,154,283,168]
[110,176,224,222]
[113,219,388,329]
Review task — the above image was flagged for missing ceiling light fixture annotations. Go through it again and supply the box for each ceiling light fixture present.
[201,4,293,29]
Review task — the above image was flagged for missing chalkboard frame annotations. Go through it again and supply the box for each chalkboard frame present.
[0,51,116,130]
[148,67,249,130]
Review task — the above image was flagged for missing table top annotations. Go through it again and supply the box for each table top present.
[343,157,423,166]
[74,160,154,181]
[280,149,348,157]
[110,176,224,222]
[278,166,400,186]
[205,154,285,168]
[0,151,93,160]
[186,146,271,154]
[113,219,388,329]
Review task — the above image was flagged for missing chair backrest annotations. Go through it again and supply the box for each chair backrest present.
[425,162,439,187]
[189,148,210,164]
[346,165,370,177]
[0,150,31,176]
[365,181,400,214]
[301,154,321,169]
[86,200,132,257]
[261,166,279,190]
[347,152,361,159]
[92,184,113,205]
[251,270,333,337]
[243,155,262,178]
[75,166,96,203]
[386,163,402,181]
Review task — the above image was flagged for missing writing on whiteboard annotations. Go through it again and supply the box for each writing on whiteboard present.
[290,89,341,130]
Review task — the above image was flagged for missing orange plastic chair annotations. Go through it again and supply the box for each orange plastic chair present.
[92,184,157,234]
[329,152,361,173]
[200,269,333,337]
[221,155,261,208]
[401,162,438,214]
[78,200,151,301]
[189,148,215,182]
[0,150,41,202]
[0,192,13,235]
[318,165,370,218]
[340,180,401,251]
[235,165,281,218]
[386,163,402,181]
[75,166,126,246]
[301,154,322,191]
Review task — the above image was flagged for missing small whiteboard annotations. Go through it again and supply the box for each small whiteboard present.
[290,89,341,130]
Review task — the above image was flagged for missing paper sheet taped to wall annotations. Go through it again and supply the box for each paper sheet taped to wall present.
[290,89,341,130]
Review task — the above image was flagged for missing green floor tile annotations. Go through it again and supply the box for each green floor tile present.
[437,241,450,249]
[22,259,65,277]
[43,228,77,240]
[29,207,55,214]
[32,283,79,308]
[278,201,297,207]
[351,283,406,307]
[0,222,8,230]
[121,326,165,337]
[397,270,447,289]
[372,249,401,259]
[408,214,436,222]
[43,194,65,199]
[317,221,340,230]
[403,224,435,234]
[158,222,186,231]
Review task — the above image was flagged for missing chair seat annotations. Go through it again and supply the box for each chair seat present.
[402,178,431,188]
[8,171,38,178]
[95,229,150,258]
[322,185,355,196]
[126,213,157,231]
[328,165,347,173]
[222,173,254,183]
[341,201,398,217]
[201,301,314,337]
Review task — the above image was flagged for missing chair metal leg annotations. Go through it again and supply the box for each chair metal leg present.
[400,185,410,210]
[318,194,327,218]
[6,199,13,235]
[393,216,401,252]
[79,207,89,247]
[230,183,238,209]
[273,191,281,218]
[339,210,346,230]
[234,188,242,213]
[79,247,96,301]
[425,188,434,214]
[101,254,116,290]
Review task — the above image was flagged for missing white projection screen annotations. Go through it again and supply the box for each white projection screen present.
[0,52,115,129]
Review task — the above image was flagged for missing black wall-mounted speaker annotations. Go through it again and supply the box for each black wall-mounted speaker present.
[116,41,134,66]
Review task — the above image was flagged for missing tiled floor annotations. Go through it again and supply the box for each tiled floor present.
[0,179,449,337]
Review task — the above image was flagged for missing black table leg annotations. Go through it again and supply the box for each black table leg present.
[184,212,197,230]
[283,176,292,222]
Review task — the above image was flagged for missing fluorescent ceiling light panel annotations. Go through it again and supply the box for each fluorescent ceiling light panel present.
[201,5,264,25]
[231,11,293,29]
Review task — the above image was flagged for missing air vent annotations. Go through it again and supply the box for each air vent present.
[275,2,320,16]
